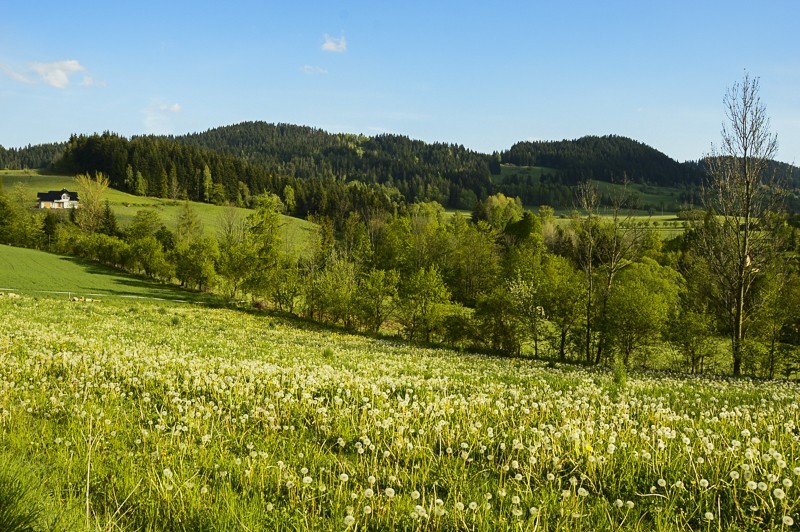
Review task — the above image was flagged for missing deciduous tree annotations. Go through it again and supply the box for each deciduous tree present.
[696,73,782,377]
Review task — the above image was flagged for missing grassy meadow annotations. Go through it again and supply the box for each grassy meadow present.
[0,244,214,302]
[0,252,799,529]
[0,170,317,257]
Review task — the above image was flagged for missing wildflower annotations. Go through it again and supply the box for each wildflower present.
[730,471,740,481]
[343,515,355,526]
[704,511,714,521]
[511,495,520,505]
[455,502,465,511]
[364,488,374,498]
[783,478,793,488]
[469,501,478,511]
[614,499,624,508]
[385,487,395,498]
[530,506,539,516]
[577,487,589,497]
[657,478,667,487]
[747,481,758,490]
[411,490,420,500]
[363,505,372,515]
[783,516,794,526]
[699,479,709,489]
[625,501,635,509]
[773,488,786,500]
[302,476,313,485]
[340,473,349,482]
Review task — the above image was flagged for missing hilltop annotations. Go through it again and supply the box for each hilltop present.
[2,123,798,212]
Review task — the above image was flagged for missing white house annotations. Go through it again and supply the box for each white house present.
[37,189,79,209]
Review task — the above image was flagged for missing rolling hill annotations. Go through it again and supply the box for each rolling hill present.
[3,123,798,212]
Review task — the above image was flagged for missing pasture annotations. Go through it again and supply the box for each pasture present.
[0,290,798,530]
[0,244,214,302]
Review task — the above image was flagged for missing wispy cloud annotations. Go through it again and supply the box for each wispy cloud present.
[301,65,328,75]
[321,33,347,53]
[144,101,182,134]
[30,60,86,88]
[1,64,33,84]
[2,59,101,89]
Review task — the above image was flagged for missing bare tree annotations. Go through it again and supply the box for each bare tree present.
[697,73,782,377]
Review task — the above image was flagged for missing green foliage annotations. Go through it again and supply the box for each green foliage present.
[603,259,681,367]
[355,268,400,333]
[398,266,451,342]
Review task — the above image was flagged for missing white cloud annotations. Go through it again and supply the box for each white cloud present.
[321,33,347,53]
[30,60,86,88]
[160,103,182,113]
[0,64,33,84]
[302,65,328,75]
[2,59,101,89]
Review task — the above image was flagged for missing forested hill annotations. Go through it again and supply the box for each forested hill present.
[0,142,66,170]
[11,123,799,211]
[174,122,494,207]
[502,135,706,186]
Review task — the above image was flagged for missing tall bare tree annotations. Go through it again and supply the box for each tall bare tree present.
[697,73,782,377]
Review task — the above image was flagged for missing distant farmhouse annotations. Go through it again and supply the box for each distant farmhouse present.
[37,189,79,209]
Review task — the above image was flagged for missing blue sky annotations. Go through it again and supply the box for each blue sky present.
[1,1,798,164]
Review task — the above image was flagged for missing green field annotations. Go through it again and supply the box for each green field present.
[0,250,799,530]
[491,164,559,186]
[0,244,215,302]
[0,170,317,256]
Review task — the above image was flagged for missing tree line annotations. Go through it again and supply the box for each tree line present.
[0,142,66,170]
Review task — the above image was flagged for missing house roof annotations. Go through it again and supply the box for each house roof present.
[37,189,79,202]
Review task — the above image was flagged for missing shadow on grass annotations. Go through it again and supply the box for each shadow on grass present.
[56,256,219,304]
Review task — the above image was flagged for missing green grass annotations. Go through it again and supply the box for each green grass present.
[1,293,798,530]
[0,244,215,302]
[0,170,317,257]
